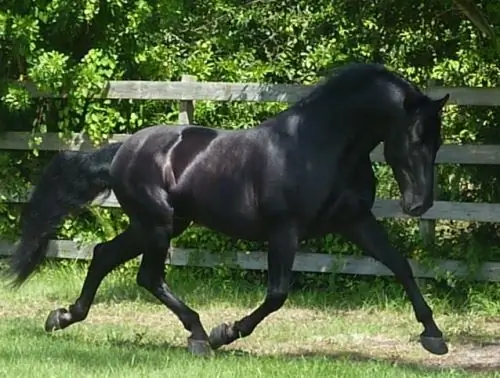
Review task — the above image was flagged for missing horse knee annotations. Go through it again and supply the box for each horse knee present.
[151,226,171,250]
[88,242,114,271]
[90,241,126,271]
[133,223,171,252]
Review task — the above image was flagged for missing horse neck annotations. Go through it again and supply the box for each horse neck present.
[285,100,385,160]
[272,76,407,170]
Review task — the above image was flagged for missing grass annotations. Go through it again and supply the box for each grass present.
[0,319,472,378]
[1,258,500,377]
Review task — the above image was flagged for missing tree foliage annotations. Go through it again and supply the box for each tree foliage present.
[1,0,500,276]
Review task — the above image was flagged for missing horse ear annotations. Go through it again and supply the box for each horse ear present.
[431,93,450,111]
[404,93,449,114]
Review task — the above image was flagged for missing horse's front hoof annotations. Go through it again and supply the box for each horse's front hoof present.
[187,337,213,357]
[44,308,69,333]
[420,334,449,355]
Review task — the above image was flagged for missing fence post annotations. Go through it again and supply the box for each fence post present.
[178,74,197,124]
[418,79,439,247]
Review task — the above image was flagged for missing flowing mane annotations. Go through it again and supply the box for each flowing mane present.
[292,63,424,109]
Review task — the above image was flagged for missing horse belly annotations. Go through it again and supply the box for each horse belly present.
[174,175,263,240]
[195,210,263,241]
[171,171,263,240]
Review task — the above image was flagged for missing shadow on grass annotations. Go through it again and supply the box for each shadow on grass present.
[103,333,500,373]
[278,350,500,374]
[2,320,499,375]
[1,325,493,376]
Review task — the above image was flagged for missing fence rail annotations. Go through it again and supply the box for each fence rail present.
[3,131,500,165]
[2,76,500,281]
[20,80,500,106]
[0,240,499,282]
[2,189,500,223]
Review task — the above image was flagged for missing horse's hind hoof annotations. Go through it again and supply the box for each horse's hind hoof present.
[420,335,449,355]
[209,322,236,350]
[44,308,69,333]
[187,337,213,357]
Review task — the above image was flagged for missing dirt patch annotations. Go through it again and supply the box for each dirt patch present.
[281,334,500,372]
[438,343,500,372]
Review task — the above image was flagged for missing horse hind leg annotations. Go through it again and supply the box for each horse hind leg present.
[44,227,141,332]
[135,220,212,356]
[121,187,211,356]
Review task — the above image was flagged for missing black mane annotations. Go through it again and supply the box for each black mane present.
[293,63,423,109]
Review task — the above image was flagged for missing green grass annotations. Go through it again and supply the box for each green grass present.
[0,319,474,378]
[1,259,500,377]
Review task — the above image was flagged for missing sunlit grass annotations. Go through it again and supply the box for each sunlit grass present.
[0,259,499,377]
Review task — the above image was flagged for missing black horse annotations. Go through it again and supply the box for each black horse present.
[7,63,450,356]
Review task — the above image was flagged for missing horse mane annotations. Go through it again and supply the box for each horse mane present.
[292,63,423,109]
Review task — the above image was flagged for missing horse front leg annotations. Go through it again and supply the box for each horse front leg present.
[338,212,448,355]
[208,221,298,349]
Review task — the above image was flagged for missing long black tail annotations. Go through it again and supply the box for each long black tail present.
[7,142,123,287]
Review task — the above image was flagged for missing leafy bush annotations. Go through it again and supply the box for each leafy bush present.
[1,0,500,275]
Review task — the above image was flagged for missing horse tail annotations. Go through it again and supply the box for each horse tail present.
[7,142,123,287]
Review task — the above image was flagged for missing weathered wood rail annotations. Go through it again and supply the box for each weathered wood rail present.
[0,239,499,282]
[1,76,500,281]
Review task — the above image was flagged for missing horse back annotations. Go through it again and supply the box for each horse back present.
[109,124,220,191]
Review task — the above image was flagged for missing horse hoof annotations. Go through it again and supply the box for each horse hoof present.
[420,335,449,355]
[44,308,68,333]
[209,323,233,350]
[187,338,213,357]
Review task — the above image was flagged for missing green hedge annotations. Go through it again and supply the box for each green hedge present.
[1,0,500,273]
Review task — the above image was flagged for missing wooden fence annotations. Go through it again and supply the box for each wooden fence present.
[1,75,500,282]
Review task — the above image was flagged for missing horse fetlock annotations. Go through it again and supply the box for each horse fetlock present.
[208,322,238,349]
[414,302,434,322]
[68,303,89,322]
[184,312,203,333]
[92,242,105,257]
